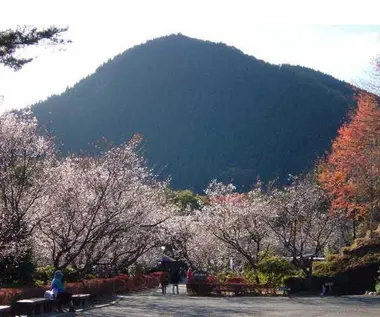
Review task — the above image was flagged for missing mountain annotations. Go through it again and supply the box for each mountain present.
[32,34,356,193]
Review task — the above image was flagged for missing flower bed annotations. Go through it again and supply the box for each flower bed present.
[0,273,160,305]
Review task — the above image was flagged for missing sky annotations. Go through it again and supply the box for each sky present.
[1,0,380,112]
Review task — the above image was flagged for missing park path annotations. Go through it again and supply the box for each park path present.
[71,284,380,317]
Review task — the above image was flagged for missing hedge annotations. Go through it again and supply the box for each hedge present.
[0,273,160,305]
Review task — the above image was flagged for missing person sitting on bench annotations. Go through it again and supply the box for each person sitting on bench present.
[51,270,75,313]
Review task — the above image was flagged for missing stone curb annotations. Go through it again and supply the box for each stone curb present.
[48,296,121,317]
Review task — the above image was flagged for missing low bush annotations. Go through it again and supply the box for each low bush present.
[325,254,340,262]
[33,280,45,288]
[206,275,217,284]
[85,274,96,280]
[0,287,46,307]
[242,267,257,283]
[186,282,214,295]
[258,257,299,289]
[0,273,160,305]
[313,261,336,277]
[217,271,239,282]
[225,277,248,284]
[33,265,55,285]
[185,274,217,296]
[0,250,35,285]
[283,276,309,293]
[34,265,79,284]
[313,253,380,295]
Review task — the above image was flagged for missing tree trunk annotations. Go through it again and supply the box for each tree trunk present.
[248,260,260,284]
[255,273,260,284]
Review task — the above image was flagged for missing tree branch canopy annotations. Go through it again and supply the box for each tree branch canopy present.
[0,25,70,70]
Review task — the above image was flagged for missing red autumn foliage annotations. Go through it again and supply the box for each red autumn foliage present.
[0,273,160,305]
[206,275,217,284]
[225,277,248,284]
[318,93,380,219]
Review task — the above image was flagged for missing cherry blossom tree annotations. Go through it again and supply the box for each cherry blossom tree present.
[0,111,56,282]
[104,180,176,272]
[199,180,274,280]
[268,175,339,278]
[186,223,235,274]
[161,213,235,274]
[34,136,175,275]
[161,214,195,263]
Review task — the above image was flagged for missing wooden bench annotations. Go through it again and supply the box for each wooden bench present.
[14,298,50,316]
[0,306,11,317]
[72,294,91,309]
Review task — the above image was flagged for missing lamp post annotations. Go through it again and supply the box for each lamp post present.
[160,246,167,271]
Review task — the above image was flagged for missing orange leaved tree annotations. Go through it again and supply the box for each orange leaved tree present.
[318,93,380,236]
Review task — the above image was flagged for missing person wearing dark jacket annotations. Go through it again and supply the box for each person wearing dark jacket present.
[170,269,181,295]
[160,271,169,294]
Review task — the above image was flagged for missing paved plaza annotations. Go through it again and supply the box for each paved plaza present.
[65,284,380,317]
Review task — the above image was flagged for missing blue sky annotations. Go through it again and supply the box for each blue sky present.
[1,1,380,112]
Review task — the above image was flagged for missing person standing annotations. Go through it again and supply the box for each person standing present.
[170,269,181,295]
[186,267,193,294]
[186,267,193,282]
[160,271,169,294]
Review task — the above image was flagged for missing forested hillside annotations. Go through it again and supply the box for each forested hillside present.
[32,34,356,192]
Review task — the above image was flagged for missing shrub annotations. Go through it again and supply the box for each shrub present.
[34,265,55,284]
[341,246,352,256]
[310,275,330,291]
[0,250,35,285]
[63,266,77,282]
[325,254,339,262]
[85,274,96,280]
[313,261,378,295]
[215,272,226,283]
[185,273,217,296]
[242,267,257,283]
[258,257,298,289]
[0,273,160,305]
[0,287,46,305]
[186,282,214,295]
[128,263,150,276]
[0,289,21,305]
[313,261,336,277]
[283,276,309,293]
[34,265,80,284]
[33,280,45,287]
[225,277,248,284]
[206,275,217,284]
[215,271,242,283]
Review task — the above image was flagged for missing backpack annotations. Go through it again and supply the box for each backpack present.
[44,290,56,299]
